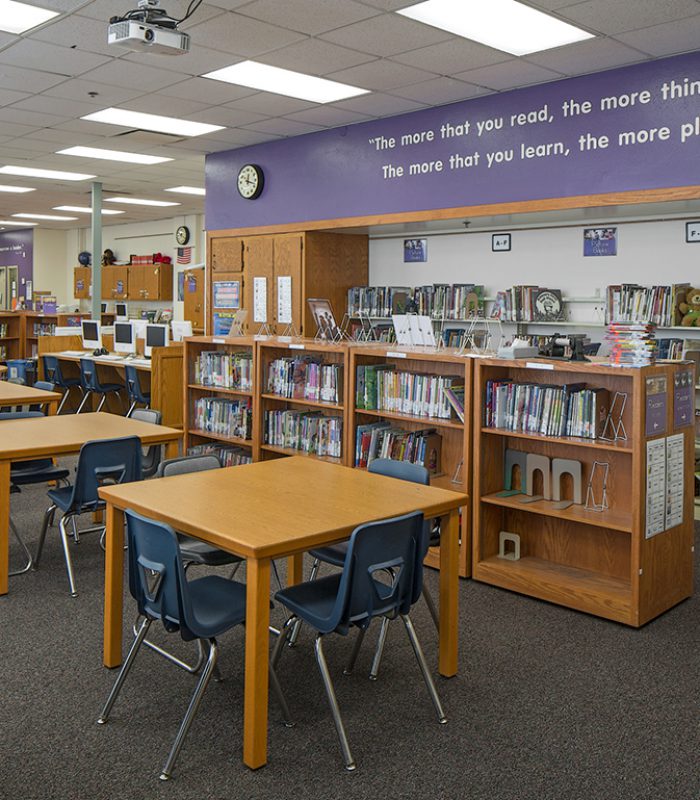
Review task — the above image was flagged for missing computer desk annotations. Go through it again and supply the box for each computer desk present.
[98,456,467,770]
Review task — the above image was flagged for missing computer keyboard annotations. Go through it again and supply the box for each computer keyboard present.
[96,354,124,361]
[129,358,151,366]
[59,350,88,356]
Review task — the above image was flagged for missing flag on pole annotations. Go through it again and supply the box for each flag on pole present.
[176,246,192,264]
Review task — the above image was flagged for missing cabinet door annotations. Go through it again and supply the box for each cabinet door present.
[101,266,114,300]
[183,267,205,331]
[273,235,303,335]
[127,266,144,300]
[141,265,160,300]
[74,267,91,299]
[211,237,244,272]
[243,237,274,332]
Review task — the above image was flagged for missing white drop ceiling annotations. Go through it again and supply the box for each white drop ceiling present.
[0,0,699,229]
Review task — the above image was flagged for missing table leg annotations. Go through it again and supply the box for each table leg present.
[287,554,303,587]
[47,400,58,416]
[243,556,271,769]
[165,439,180,459]
[0,461,9,595]
[103,504,125,668]
[438,507,459,677]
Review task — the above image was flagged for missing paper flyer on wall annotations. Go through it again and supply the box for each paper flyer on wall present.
[277,276,292,324]
[665,433,684,530]
[253,276,267,323]
[645,438,666,538]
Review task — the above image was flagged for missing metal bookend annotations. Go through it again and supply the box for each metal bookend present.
[451,459,463,485]
[600,392,628,442]
[585,461,610,512]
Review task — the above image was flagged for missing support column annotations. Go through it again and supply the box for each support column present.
[91,181,102,320]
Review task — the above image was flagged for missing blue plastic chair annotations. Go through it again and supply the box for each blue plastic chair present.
[130,408,163,478]
[124,363,151,417]
[97,509,292,781]
[76,358,124,413]
[272,510,446,771]
[34,436,142,596]
[42,355,82,414]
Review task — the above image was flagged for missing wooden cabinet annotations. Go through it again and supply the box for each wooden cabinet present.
[0,311,21,360]
[101,266,129,300]
[73,267,91,299]
[208,231,368,336]
[183,266,205,332]
[127,263,173,301]
[472,357,695,626]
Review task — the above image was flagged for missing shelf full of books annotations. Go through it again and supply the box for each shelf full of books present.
[256,338,349,465]
[183,336,258,461]
[473,356,694,626]
[347,284,485,321]
[349,344,472,577]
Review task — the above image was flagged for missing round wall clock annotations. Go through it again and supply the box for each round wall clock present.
[237,164,264,200]
[176,225,190,245]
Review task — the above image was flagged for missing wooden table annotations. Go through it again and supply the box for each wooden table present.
[99,456,468,770]
[0,412,182,595]
[0,381,62,415]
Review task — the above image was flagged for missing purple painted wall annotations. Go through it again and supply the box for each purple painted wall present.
[0,228,33,308]
[206,50,700,231]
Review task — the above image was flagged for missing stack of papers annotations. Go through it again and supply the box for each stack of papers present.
[605,322,657,366]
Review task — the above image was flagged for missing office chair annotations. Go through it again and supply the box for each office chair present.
[272,511,445,771]
[130,408,163,478]
[124,363,151,417]
[34,436,142,596]
[42,355,82,414]
[76,358,123,413]
[0,411,71,576]
[97,509,292,781]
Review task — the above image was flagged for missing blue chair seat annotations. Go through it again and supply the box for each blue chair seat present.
[308,542,347,567]
[46,485,91,513]
[177,535,241,567]
[11,459,70,486]
[185,575,248,635]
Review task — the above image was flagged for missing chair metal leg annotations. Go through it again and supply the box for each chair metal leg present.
[56,387,71,415]
[315,634,356,771]
[269,662,294,727]
[400,614,446,724]
[343,627,366,675]
[288,558,321,647]
[33,504,56,568]
[422,585,440,631]
[59,515,79,597]
[369,616,390,681]
[134,616,207,674]
[96,393,107,412]
[126,400,136,418]
[76,390,91,413]
[98,616,152,724]
[9,518,33,576]
[271,616,294,669]
[159,638,219,781]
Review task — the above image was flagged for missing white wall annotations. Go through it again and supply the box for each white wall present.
[369,217,698,329]
[33,228,71,306]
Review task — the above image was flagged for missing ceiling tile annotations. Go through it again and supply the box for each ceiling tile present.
[241,117,325,136]
[238,0,380,35]
[319,13,454,57]
[11,95,99,119]
[258,37,376,74]
[121,45,238,77]
[353,0,421,9]
[0,107,67,128]
[452,59,566,91]
[555,0,700,35]
[326,59,438,92]
[526,37,651,75]
[203,0,257,9]
[29,14,129,57]
[224,92,316,115]
[76,59,186,91]
[23,128,108,145]
[0,40,111,77]
[32,0,91,9]
[41,78,147,106]
[525,0,591,8]
[77,0,222,27]
[160,76,259,104]
[284,105,371,126]
[120,93,213,117]
[0,88,30,107]
[184,13,306,56]
[184,106,269,126]
[391,76,487,105]
[334,91,427,116]
[392,38,512,73]
[615,16,700,57]
[0,64,71,93]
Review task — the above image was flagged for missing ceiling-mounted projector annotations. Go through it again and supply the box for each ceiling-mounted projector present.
[108,0,190,55]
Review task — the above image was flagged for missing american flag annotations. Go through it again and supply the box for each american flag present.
[176,246,192,264]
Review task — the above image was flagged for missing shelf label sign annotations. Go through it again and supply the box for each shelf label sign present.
[673,368,693,428]
[645,375,667,436]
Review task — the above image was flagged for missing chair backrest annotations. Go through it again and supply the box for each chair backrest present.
[124,364,147,402]
[319,511,424,636]
[29,381,56,413]
[130,407,161,427]
[130,408,163,477]
[368,458,429,485]
[124,509,195,638]
[156,453,221,478]
[69,436,142,511]
[79,358,98,391]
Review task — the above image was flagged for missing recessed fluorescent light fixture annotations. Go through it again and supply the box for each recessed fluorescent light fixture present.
[0,184,35,193]
[397,0,593,56]
[81,108,224,137]
[53,206,125,215]
[12,213,78,221]
[165,186,206,196]
[0,165,95,181]
[0,0,59,34]
[105,197,180,207]
[202,60,369,104]
[56,146,173,165]
[0,219,37,226]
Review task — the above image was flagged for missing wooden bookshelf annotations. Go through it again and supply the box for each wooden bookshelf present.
[348,344,472,577]
[0,312,21,361]
[256,337,349,466]
[183,335,257,463]
[472,356,695,626]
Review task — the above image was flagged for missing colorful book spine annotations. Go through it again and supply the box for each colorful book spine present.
[194,351,253,390]
[187,443,252,466]
[264,410,342,458]
[266,357,341,404]
[193,397,252,439]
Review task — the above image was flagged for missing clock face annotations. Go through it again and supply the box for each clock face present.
[176,225,190,245]
[237,164,264,200]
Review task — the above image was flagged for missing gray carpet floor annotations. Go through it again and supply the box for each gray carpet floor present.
[2,470,699,800]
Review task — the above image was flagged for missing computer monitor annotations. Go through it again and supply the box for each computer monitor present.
[81,319,101,350]
[113,321,135,355]
[115,301,128,321]
[131,319,147,343]
[144,323,168,358]
[171,320,193,342]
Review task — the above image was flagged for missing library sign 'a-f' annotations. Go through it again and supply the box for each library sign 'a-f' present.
[207,51,700,231]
